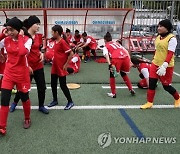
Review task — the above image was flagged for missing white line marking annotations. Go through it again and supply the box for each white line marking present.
[14,105,176,110]
[30,87,57,89]
[102,86,138,89]
[173,72,180,77]
[30,86,139,90]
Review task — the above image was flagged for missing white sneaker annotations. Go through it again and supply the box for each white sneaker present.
[107,92,116,98]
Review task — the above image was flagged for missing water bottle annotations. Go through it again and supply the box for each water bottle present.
[112,65,118,78]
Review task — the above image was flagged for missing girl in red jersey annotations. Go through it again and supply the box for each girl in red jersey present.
[47,25,74,110]
[103,32,135,98]
[0,28,7,90]
[67,49,81,74]
[0,24,9,86]
[76,32,97,63]
[131,55,151,89]
[44,38,55,63]
[0,47,6,91]
[65,28,75,48]
[10,15,49,114]
[0,17,32,135]
[72,29,81,45]
[0,20,18,94]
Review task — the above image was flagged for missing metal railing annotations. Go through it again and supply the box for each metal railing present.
[0,0,42,9]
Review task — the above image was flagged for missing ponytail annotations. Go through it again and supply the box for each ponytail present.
[104,32,112,42]
[21,27,34,44]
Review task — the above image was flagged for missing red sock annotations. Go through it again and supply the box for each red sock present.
[122,75,132,90]
[22,99,31,120]
[110,77,116,94]
[173,91,179,100]
[0,106,9,128]
[147,89,155,103]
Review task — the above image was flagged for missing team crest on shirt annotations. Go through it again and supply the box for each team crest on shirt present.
[49,42,55,49]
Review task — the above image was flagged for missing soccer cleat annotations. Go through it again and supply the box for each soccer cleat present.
[0,126,6,135]
[39,106,49,114]
[107,93,116,98]
[174,96,180,108]
[140,102,153,109]
[47,101,58,107]
[81,55,85,60]
[64,102,74,110]
[130,89,136,96]
[23,119,31,129]
[10,102,17,112]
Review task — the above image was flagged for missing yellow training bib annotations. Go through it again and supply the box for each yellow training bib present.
[153,34,175,67]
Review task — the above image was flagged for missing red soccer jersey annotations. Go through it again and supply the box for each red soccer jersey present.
[27,33,43,71]
[68,53,81,73]
[51,38,71,76]
[45,39,55,61]
[138,63,151,73]
[86,36,97,46]
[3,35,31,82]
[0,48,6,74]
[105,41,128,59]
[73,35,81,45]
[67,34,73,44]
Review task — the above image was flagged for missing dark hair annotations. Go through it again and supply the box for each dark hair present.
[52,25,68,44]
[131,55,151,65]
[82,32,87,37]
[75,29,79,33]
[5,17,23,32]
[23,15,40,30]
[131,56,141,65]
[104,32,112,42]
[3,18,10,26]
[23,19,29,29]
[66,28,71,33]
[158,19,173,33]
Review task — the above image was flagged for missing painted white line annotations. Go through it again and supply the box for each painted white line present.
[14,105,176,110]
[30,87,57,89]
[102,86,138,89]
[173,72,180,77]
[30,86,139,90]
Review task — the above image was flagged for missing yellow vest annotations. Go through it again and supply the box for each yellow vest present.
[153,34,175,67]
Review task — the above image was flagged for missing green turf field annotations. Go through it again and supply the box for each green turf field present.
[1,54,180,154]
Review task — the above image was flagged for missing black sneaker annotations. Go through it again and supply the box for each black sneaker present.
[39,106,49,114]
[130,89,136,96]
[47,101,58,107]
[64,102,74,110]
